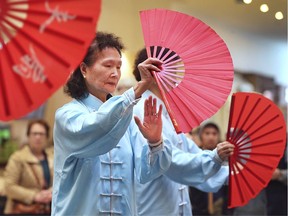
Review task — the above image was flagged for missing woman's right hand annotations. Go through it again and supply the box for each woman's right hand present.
[134,57,162,98]
[34,189,52,203]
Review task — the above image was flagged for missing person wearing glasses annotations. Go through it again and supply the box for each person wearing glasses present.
[4,119,53,214]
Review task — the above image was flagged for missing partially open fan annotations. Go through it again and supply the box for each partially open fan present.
[227,92,287,208]
[0,0,101,121]
[140,9,234,133]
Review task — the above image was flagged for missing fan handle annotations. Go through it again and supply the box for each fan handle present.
[152,71,182,134]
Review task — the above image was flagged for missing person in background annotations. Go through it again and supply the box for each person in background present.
[4,119,53,214]
[132,48,234,216]
[186,127,202,148]
[266,143,287,216]
[189,122,228,216]
[52,32,172,216]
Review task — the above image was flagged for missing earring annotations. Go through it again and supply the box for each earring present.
[83,74,86,79]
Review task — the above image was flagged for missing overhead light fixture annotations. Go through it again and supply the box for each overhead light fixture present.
[243,0,252,4]
[275,11,284,20]
[260,4,269,13]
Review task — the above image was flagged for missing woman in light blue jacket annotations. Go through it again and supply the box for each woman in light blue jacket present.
[52,32,172,216]
[132,48,234,216]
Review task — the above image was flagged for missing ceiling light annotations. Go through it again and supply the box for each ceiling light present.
[243,0,252,4]
[260,4,269,13]
[275,11,284,20]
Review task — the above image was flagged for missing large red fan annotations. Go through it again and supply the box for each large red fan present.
[0,0,101,121]
[227,92,287,208]
[140,9,234,133]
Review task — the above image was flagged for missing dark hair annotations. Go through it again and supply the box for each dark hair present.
[26,119,50,138]
[133,47,180,82]
[64,32,125,99]
[199,122,220,139]
[133,48,147,82]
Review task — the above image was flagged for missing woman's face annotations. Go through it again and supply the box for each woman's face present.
[82,47,122,101]
[28,123,48,153]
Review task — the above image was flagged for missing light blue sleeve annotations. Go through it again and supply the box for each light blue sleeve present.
[184,135,229,192]
[183,134,202,153]
[165,146,222,185]
[195,166,229,192]
[54,88,137,158]
[167,135,228,192]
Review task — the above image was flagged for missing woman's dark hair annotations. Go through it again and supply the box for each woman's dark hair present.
[133,48,147,82]
[64,32,125,99]
[27,119,50,138]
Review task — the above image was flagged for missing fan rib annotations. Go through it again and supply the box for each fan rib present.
[238,156,274,171]
[162,71,184,79]
[236,159,266,189]
[234,104,271,145]
[0,47,10,116]
[157,75,172,93]
[239,140,284,151]
[230,159,245,203]
[176,84,217,117]
[156,46,165,60]
[3,17,70,68]
[231,96,249,141]
[0,21,54,90]
[164,58,183,67]
[240,152,281,157]
[8,8,94,22]
[159,49,173,62]
[1,34,33,107]
[171,87,206,125]
[163,53,179,64]
[161,73,181,85]
[237,126,284,149]
[164,64,184,69]
[236,160,267,186]
[164,68,185,73]
[6,11,85,45]
[152,45,157,58]
[236,114,280,146]
[235,161,256,196]
[231,98,260,143]
[153,72,182,133]
[159,74,177,90]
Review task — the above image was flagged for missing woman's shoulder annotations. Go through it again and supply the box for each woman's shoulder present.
[55,99,86,117]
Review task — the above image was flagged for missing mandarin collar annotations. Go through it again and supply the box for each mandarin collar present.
[79,93,113,112]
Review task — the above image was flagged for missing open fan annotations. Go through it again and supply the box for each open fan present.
[227,92,287,208]
[0,0,101,121]
[140,9,234,133]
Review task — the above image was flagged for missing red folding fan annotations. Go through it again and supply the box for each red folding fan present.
[227,92,287,208]
[0,0,101,121]
[140,9,234,133]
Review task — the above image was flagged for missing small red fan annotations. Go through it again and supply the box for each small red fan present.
[227,92,287,208]
[140,9,234,133]
[0,0,101,121]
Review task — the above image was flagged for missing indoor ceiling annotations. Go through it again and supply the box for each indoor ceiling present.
[171,0,287,41]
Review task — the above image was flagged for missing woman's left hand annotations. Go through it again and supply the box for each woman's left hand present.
[134,96,163,144]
